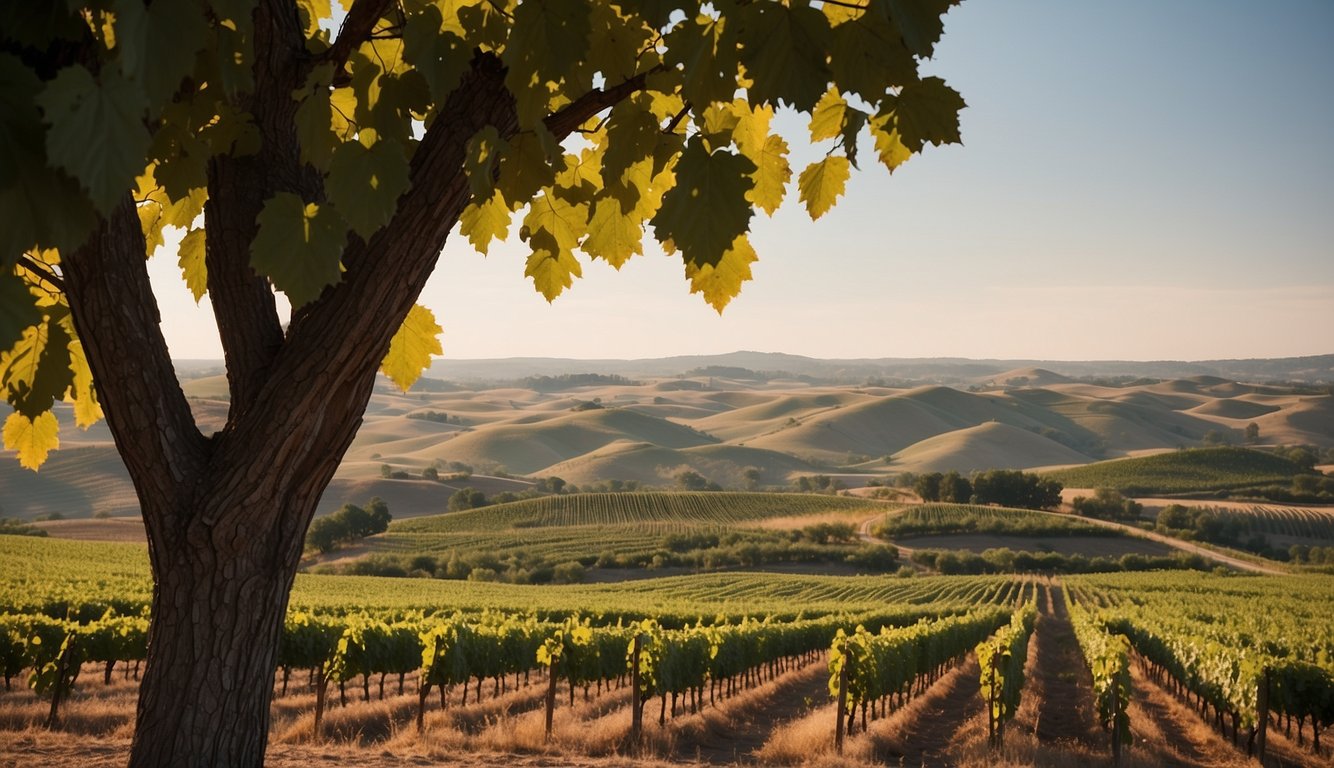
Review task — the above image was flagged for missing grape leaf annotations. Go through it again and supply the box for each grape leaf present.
[684,234,756,313]
[736,2,831,111]
[36,65,149,213]
[293,65,339,171]
[503,0,593,126]
[0,318,72,419]
[0,270,42,355]
[178,227,208,302]
[250,193,347,307]
[651,137,755,268]
[3,411,59,471]
[114,0,208,107]
[745,133,790,216]
[828,7,917,102]
[459,190,512,254]
[664,15,739,110]
[582,196,642,268]
[797,155,850,220]
[325,139,411,239]
[62,328,102,429]
[884,0,953,58]
[402,4,471,105]
[525,232,583,302]
[380,303,442,391]
[869,114,913,172]
[464,125,503,200]
[882,76,965,152]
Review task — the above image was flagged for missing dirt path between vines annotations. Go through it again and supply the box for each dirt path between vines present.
[665,658,830,764]
[1030,584,1103,749]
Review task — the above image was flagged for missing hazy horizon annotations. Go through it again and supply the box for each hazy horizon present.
[147,0,1334,363]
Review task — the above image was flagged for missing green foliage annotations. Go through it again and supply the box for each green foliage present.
[1,0,965,470]
[305,499,392,554]
[976,603,1036,747]
[875,503,1111,538]
[1070,489,1143,522]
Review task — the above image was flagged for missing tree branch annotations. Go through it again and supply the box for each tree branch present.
[321,0,395,85]
[60,197,208,558]
[16,254,65,292]
[544,65,668,140]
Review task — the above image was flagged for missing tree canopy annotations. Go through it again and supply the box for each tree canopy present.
[1,0,963,471]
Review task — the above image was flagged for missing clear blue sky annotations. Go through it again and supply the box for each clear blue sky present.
[151,0,1334,361]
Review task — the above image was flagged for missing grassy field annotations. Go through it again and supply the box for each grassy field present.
[1043,447,1310,494]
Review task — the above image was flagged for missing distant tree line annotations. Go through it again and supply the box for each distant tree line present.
[306,499,392,554]
[521,374,638,392]
[1070,489,1144,521]
[911,547,1213,575]
[911,470,1063,511]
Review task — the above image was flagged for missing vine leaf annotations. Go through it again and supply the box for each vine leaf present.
[3,411,59,471]
[797,155,851,220]
[380,304,442,391]
[250,193,347,307]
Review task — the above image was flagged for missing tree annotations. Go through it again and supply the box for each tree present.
[1244,422,1260,444]
[0,2,964,765]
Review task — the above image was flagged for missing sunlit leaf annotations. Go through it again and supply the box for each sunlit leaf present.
[380,304,442,391]
[3,411,59,471]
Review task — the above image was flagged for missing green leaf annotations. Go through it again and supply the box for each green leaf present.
[524,236,583,302]
[664,15,739,110]
[496,129,559,205]
[37,65,149,213]
[464,126,503,200]
[883,0,953,58]
[797,155,850,220]
[459,190,512,255]
[293,65,339,171]
[882,76,965,152]
[0,318,73,419]
[250,193,347,307]
[0,271,42,355]
[651,137,755,268]
[325,139,411,239]
[828,7,917,103]
[745,134,790,216]
[178,227,208,302]
[114,0,208,107]
[3,411,59,471]
[684,233,756,313]
[402,5,471,106]
[503,0,594,126]
[380,304,442,391]
[736,2,831,111]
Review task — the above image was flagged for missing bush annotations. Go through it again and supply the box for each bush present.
[1071,488,1143,521]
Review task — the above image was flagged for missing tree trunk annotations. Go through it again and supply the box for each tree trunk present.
[127,520,304,768]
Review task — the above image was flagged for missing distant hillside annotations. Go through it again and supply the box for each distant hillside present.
[1044,447,1311,494]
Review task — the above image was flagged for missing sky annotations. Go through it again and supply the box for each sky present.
[149,0,1334,362]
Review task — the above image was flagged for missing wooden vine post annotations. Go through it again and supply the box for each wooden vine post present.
[834,644,851,755]
[630,634,643,748]
[544,656,559,741]
[1111,685,1123,766]
[1255,667,1270,763]
[312,668,328,742]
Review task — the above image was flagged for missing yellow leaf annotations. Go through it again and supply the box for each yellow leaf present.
[177,228,207,302]
[523,190,588,254]
[869,114,913,172]
[745,134,790,216]
[3,411,59,471]
[380,304,442,392]
[62,328,103,429]
[809,89,848,142]
[459,190,512,255]
[684,234,756,313]
[797,155,850,220]
[524,241,582,302]
[582,197,642,269]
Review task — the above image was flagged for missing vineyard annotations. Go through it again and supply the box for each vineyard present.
[393,492,884,533]
[873,503,1116,539]
[3,532,1334,765]
[1045,447,1310,495]
[322,492,895,583]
